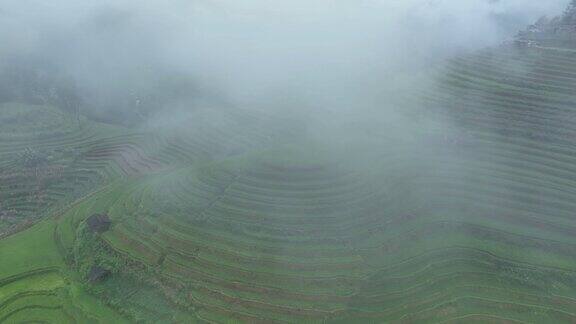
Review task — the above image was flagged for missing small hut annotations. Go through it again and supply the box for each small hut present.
[86,213,112,233]
[87,265,111,283]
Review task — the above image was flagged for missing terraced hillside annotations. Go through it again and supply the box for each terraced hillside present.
[0,102,129,234]
[388,44,576,322]
[0,103,281,236]
[3,42,576,324]
[0,102,293,322]
[66,148,409,322]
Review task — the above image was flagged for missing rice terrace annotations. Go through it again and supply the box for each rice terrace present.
[2,0,576,323]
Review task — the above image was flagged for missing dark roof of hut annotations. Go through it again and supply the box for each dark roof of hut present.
[87,265,111,283]
[86,213,111,233]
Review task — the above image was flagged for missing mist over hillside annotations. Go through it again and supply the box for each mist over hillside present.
[0,0,569,125]
[3,1,576,323]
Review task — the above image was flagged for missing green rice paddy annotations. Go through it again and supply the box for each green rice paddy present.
[2,44,576,323]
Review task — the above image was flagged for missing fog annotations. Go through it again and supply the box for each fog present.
[3,2,576,321]
[0,0,570,129]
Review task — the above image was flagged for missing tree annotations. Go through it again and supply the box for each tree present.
[563,0,576,24]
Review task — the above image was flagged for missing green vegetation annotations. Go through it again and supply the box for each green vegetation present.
[3,44,576,323]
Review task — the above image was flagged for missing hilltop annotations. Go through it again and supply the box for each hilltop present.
[2,1,576,323]
[517,0,576,47]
